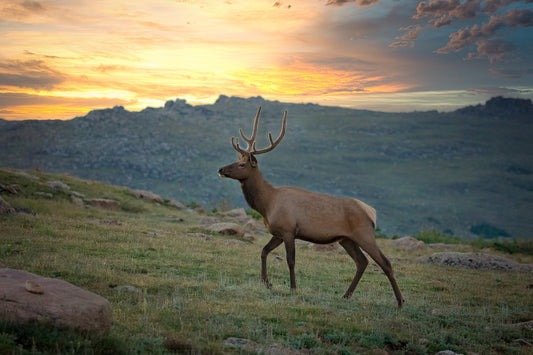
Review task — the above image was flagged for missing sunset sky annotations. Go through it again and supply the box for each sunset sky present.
[1,0,532,120]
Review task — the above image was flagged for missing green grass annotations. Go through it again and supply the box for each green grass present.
[1,168,532,354]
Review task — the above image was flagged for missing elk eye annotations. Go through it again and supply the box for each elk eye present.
[238,163,246,168]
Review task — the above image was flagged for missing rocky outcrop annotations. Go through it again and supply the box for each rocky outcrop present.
[0,268,112,334]
[424,252,533,272]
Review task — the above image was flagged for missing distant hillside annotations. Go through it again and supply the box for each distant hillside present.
[1,95,532,238]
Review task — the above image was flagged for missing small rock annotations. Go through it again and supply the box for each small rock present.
[14,207,36,215]
[46,180,70,191]
[223,337,251,349]
[0,196,15,214]
[0,183,21,194]
[206,223,245,238]
[71,195,85,207]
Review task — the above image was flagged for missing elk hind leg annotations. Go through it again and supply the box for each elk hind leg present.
[358,236,405,308]
[339,238,369,299]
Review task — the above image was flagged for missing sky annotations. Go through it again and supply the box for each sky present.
[0,0,532,120]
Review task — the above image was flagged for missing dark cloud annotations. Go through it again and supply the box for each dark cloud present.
[414,0,533,27]
[466,39,516,63]
[396,25,421,40]
[435,8,533,54]
[0,59,66,90]
[389,40,415,47]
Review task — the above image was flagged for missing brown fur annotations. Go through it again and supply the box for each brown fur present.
[218,108,404,307]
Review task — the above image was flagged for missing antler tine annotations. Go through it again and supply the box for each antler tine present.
[239,106,262,151]
[251,109,287,155]
[231,137,247,156]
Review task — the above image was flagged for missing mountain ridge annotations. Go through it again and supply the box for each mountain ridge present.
[1,95,532,238]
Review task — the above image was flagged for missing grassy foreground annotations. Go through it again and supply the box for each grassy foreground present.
[0,168,532,354]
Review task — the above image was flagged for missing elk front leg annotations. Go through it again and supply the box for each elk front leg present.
[284,237,297,290]
[261,236,283,288]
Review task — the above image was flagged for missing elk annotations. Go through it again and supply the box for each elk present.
[218,107,404,307]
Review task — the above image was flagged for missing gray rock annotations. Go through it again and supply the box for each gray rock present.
[0,196,15,214]
[206,223,245,238]
[0,268,112,334]
[425,252,533,272]
[168,199,187,210]
[130,189,164,204]
[222,208,247,218]
[46,180,70,191]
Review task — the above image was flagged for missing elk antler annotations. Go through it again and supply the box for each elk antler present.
[232,106,287,156]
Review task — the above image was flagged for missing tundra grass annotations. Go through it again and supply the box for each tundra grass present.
[1,169,532,354]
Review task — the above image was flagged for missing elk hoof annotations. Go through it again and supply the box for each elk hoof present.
[342,292,353,299]
[263,280,272,289]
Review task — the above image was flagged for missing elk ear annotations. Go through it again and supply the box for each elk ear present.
[250,154,258,167]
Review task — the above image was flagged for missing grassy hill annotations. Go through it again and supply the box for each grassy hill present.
[1,167,532,354]
[0,95,532,239]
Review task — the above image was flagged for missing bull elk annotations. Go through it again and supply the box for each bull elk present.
[218,107,404,307]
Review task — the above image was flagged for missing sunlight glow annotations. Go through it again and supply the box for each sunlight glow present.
[0,0,531,120]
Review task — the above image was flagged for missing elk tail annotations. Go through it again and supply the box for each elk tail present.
[353,199,377,229]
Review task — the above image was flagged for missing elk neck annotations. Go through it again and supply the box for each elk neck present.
[239,168,275,217]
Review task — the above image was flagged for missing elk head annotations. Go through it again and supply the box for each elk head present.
[218,106,287,181]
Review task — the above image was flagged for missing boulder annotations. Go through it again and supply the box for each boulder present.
[0,268,112,334]
[0,183,21,194]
